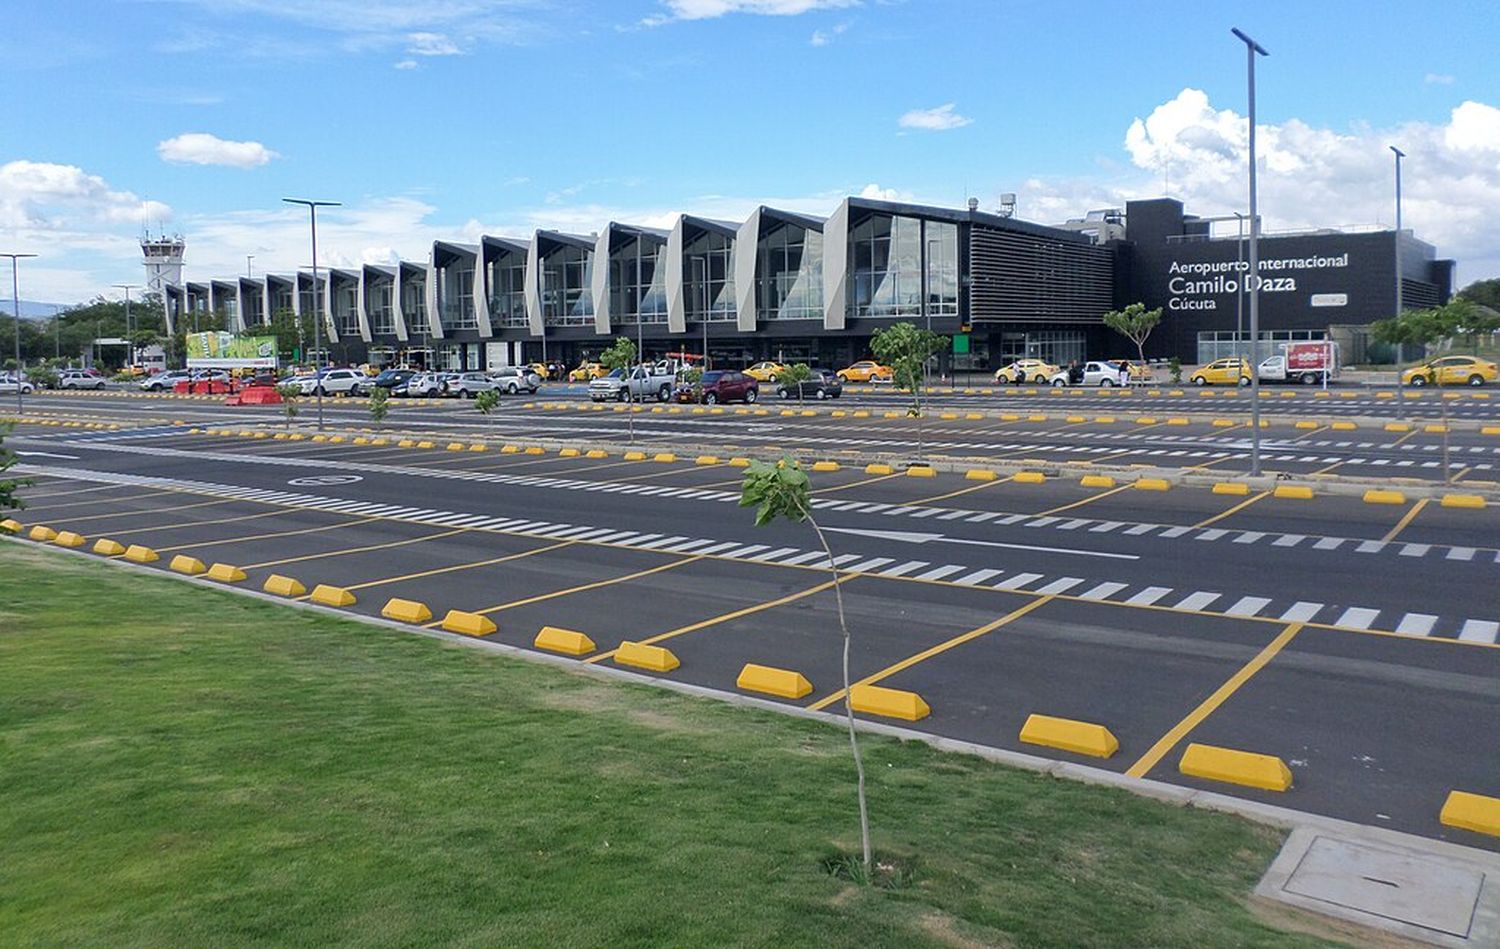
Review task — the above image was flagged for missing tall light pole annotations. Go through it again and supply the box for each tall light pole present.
[53,304,61,360]
[246,255,255,278]
[1233,211,1246,357]
[1232,27,1268,477]
[3,253,37,414]
[113,284,139,368]
[1390,145,1406,418]
[284,198,340,431]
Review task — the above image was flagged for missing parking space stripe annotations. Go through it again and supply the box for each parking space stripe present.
[1033,577,1084,595]
[1333,607,1381,630]
[1394,613,1438,636]
[344,539,577,592]
[45,496,237,525]
[843,556,895,573]
[1459,620,1500,644]
[106,505,303,538]
[1078,581,1128,601]
[1224,596,1272,617]
[994,572,1043,591]
[156,515,385,554]
[1123,586,1172,606]
[1381,498,1430,543]
[805,596,1056,712]
[1124,622,1305,779]
[878,560,929,577]
[1190,490,1270,529]
[1174,591,1220,611]
[1279,601,1324,622]
[1033,482,1136,517]
[913,564,966,582]
[952,568,1002,586]
[468,555,704,619]
[242,526,469,570]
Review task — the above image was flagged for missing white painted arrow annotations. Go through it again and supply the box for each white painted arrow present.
[822,526,1139,560]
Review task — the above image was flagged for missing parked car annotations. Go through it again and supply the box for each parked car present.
[448,371,501,398]
[568,361,607,382]
[435,372,465,396]
[776,368,843,400]
[588,365,678,403]
[836,360,894,384]
[139,370,194,391]
[491,366,542,394]
[293,368,365,396]
[403,372,446,397]
[993,359,1058,384]
[693,370,759,405]
[743,360,788,383]
[1048,361,1131,387]
[370,368,417,392]
[0,373,34,395]
[1190,358,1252,387]
[57,369,107,390]
[1401,355,1497,387]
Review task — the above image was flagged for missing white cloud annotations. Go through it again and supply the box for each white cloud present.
[809,20,848,46]
[1022,88,1500,284]
[394,59,419,69]
[406,31,461,56]
[898,103,973,132]
[857,183,914,202]
[1426,73,1456,85]
[157,133,279,169]
[645,0,857,25]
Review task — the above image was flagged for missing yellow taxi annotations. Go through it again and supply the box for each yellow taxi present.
[992,359,1058,384]
[527,362,552,380]
[1190,357,1251,386]
[1401,355,1498,387]
[837,360,894,383]
[568,361,606,382]
[744,361,789,383]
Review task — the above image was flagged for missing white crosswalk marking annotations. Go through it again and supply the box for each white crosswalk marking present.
[913,565,965,582]
[1124,586,1173,606]
[1057,519,1090,530]
[1272,534,1305,547]
[1313,537,1345,550]
[1159,526,1192,538]
[1027,516,1060,527]
[952,568,1003,586]
[1447,546,1477,561]
[843,557,895,573]
[1034,577,1085,595]
[994,572,1044,591]
[636,535,692,550]
[1124,523,1159,536]
[878,560,930,577]
[1224,596,1272,617]
[1078,581,1128,601]
[1280,601,1324,622]
[1334,607,1381,630]
[1399,544,1431,557]
[1394,613,1438,636]
[776,550,835,566]
[1089,521,1124,532]
[1459,620,1500,644]
[1356,540,1385,553]
[1233,532,1265,544]
[1175,591,1221,611]
[1196,529,1228,541]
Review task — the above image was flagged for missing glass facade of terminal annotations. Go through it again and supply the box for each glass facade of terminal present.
[609,235,669,325]
[683,228,736,322]
[486,253,527,328]
[540,243,594,326]
[755,221,823,321]
[849,213,958,319]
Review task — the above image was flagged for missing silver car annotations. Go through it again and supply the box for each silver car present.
[58,369,106,390]
[490,366,541,394]
[0,374,34,395]
[449,371,501,398]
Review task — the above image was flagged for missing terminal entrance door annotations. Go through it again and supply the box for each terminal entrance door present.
[996,331,1086,367]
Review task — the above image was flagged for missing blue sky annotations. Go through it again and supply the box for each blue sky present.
[5,0,1499,304]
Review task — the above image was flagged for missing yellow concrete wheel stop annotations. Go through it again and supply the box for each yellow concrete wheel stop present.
[440,610,496,637]
[123,544,159,564]
[1013,471,1046,484]
[613,641,680,673]
[169,555,207,576]
[965,469,997,481]
[1019,714,1119,758]
[263,574,306,597]
[1178,742,1292,791]
[92,538,126,556]
[1440,790,1500,837]
[864,463,894,475]
[309,584,356,607]
[849,684,930,721]
[534,626,595,656]
[381,597,432,624]
[206,563,247,583]
[1212,482,1250,496]
[52,530,87,548]
[736,663,813,699]
[28,525,57,542]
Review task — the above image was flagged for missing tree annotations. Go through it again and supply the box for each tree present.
[276,384,301,429]
[598,336,640,442]
[0,423,32,518]
[473,388,500,432]
[779,362,813,405]
[1102,303,1162,373]
[1458,277,1500,313]
[738,458,870,872]
[870,322,949,460]
[368,386,390,428]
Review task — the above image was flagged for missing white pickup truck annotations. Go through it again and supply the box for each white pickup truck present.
[588,365,677,403]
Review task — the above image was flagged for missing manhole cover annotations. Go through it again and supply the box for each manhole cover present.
[1282,836,1483,938]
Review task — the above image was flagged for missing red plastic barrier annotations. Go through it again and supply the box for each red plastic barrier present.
[225,386,282,406]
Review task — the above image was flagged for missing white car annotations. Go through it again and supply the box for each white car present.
[491,366,541,394]
[295,368,365,396]
[449,371,502,398]
[57,369,106,390]
[404,372,446,397]
[0,374,34,395]
[1048,361,1131,387]
[139,370,194,391]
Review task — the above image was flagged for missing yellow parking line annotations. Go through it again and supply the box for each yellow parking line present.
[585,575,849,665]
[608,462,724,485]
[44,496,236,526]
[106,506,302,538]
[1381,498,1430,543]
[1309,460,1345,476]
[1034,482,1134,517]
[1191,491,1271,529]
[806,595,1054,712]
[1450,466,1472,483]
[909,476,1012,506]
[344,539,577,592]
[156,515,384,554]
[1124,622,1304,778]
[466,554,703,619]
[242,526,470,570]
[812,472,904,495]
[15,482,129,502]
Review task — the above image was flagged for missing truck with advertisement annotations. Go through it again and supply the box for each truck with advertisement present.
[185,332,279,372]
[1257,341,1340,385]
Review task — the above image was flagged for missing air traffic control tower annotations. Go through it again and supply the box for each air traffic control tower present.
[142,233,186,333]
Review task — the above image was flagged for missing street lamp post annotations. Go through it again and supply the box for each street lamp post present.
[53,304,61,360]
[1390,145,1406,421]
[1234,212,1246,357]
[113,284,139,368]
[3,253,37,414]
[1232,27,1269,477]
[283,198,341,431]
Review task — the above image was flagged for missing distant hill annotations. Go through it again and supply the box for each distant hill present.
[0,299,73,319]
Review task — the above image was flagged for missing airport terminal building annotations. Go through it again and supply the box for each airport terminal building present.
[165,194,1453,372]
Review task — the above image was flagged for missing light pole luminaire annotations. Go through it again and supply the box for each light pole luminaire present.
[4,253,37,414]
[1232,27,1268,478]
[284,198,340,431]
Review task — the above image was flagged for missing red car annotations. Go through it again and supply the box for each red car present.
[681,370,759,405]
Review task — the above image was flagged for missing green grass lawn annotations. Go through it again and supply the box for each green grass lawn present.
[0,544,1341,947]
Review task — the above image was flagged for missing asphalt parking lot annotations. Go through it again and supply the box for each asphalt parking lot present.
[5,413,1498,851]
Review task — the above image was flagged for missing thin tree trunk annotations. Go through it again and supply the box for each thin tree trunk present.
[802,505,871,871]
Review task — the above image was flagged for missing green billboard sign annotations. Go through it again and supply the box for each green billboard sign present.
[185,333,278,368]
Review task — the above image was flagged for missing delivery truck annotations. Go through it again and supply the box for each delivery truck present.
[1257,341,1340,386]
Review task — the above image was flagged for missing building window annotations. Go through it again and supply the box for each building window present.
[1195,329,1326,365]
[371,284,395,336]
[542,245,594,326]
[488,258,527,328]
[684,230,736,323]
[757,223,823,321]
[850,214,957,319]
